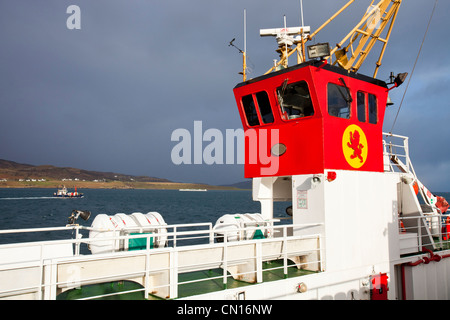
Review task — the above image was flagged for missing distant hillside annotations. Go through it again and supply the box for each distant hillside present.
[223,180,252,190]
[0,159,171,183]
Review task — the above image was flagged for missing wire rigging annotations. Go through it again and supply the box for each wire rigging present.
[389,0,438,133]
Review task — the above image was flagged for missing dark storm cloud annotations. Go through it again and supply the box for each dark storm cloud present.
[0,0,449,190]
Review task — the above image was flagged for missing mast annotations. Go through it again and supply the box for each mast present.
[243,9,247,81]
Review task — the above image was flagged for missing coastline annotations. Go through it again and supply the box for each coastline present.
[0,180,242,191]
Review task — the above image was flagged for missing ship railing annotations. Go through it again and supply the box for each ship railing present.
[85,222,217,249]
[0,222,323,300]
[382,132,416,176]
[398,213,450,255]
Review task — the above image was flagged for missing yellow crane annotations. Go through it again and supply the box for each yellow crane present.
[259,0,402,79]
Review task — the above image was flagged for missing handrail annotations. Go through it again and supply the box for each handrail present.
[383,132,414,175]
[0,221,324,300]
[399,213,450,253]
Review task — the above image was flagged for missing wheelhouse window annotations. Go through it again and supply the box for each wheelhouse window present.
[255,91,274,124]
[242,94,259,126]
[328,83,351,119]
[357,91,366,122]
[277,80,314,120]
[241,91,274,127]
[368,93,377,124]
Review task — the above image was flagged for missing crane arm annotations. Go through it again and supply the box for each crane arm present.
[257,0,402,79]
[329,0,402,77]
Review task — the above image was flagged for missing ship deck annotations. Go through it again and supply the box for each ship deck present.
[55,259,316,300]
[0,221,323,300]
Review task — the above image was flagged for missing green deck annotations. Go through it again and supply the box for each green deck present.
[56,280,146,300]
[177,259,316,298]
[58,259,317,300]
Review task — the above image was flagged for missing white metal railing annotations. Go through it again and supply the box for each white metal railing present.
[385,132,450,255]
[0,221,323,300]
[398,213,450,254]
[383,132,416,176]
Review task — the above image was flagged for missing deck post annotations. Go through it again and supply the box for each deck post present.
[169,250,178,298]
[223,232,228,290]
[256,242,263,283]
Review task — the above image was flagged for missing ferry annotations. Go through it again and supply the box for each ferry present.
[53,185,84,198]
[1,0,449,300]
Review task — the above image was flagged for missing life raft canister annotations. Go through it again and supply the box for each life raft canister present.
[436,196,449,214]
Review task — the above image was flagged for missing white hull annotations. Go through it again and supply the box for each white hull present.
[1,157,449,300]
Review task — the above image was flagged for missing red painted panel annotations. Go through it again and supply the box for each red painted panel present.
[310,66,388,172]
[233,61,388,178]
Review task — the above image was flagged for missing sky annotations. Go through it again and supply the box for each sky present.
[0,0,449,191]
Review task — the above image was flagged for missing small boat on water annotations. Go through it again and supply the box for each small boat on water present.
[53,185,84,198]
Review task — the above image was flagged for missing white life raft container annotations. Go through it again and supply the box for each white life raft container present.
[213,213,272,242]
[88,212,167,254]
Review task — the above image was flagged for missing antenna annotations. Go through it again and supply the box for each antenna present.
[260,17,310,71]
[284,15,288,66]
[244,9,247,81]
[244,8,247,55]
[228,9,248,81]
[300,0,305,27]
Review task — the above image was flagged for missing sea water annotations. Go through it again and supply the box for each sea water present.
[0,188,291,245]
[1,188,448,245]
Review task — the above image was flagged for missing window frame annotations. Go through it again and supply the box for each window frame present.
[241,94,260,127]
[240,90,275,127]
[276,80,315,122]
[327,82,351,119]
[255,91,274,125]
[354,91,378,125]
[368,93,378,124]
[357,91,366,123]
